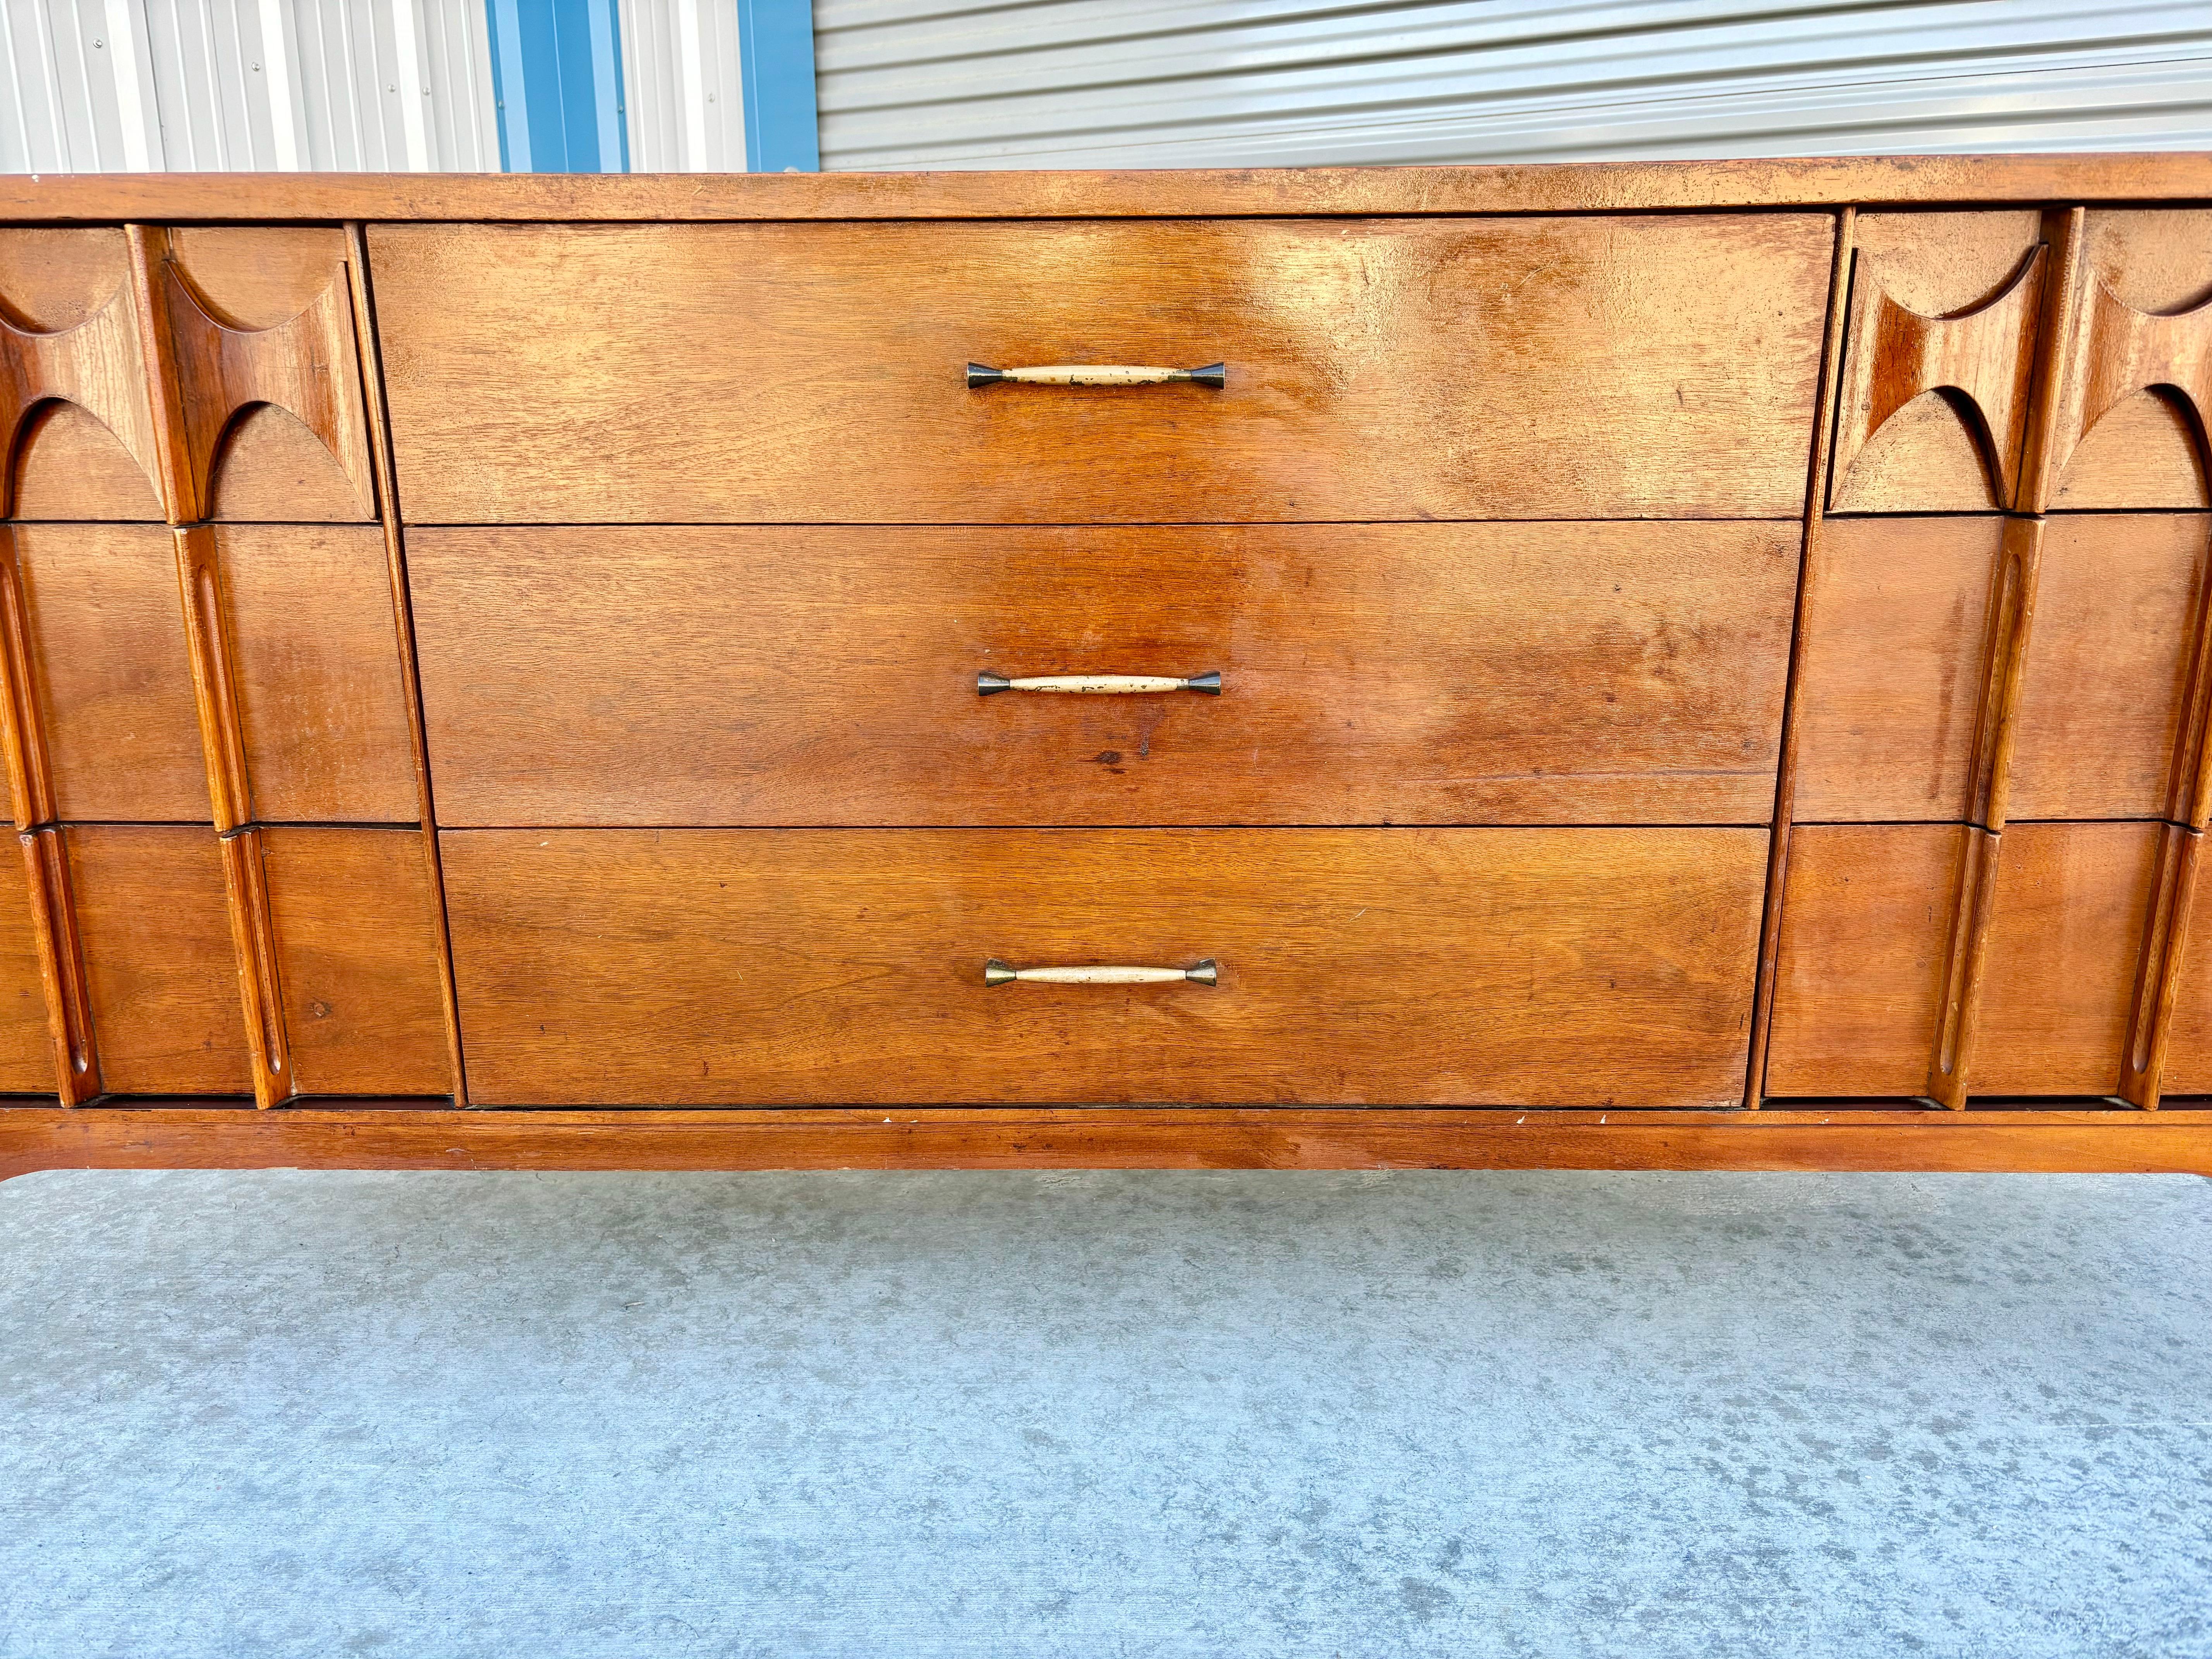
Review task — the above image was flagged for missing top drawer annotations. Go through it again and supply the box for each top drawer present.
[368,216,1832,524]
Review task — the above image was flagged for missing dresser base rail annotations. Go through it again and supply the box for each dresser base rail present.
[2,1106,2207,1178]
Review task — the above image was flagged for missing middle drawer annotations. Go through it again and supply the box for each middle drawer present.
[410,522,1795,827]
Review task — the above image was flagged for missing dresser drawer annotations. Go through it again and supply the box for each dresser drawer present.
[1768,821,2162,1098]
[369,215,1831,524]
[1791,514,2210,823]
[413,522,1796,828]
[441,827,1765,1107]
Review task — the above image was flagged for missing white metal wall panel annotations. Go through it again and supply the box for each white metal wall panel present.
[0,0,498,172]
[620,0,747,172]
[814,0,2212,170]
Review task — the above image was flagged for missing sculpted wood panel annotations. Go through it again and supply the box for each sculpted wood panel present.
[66,824,251,1096]
[412,523,1798,828]
[1827,212,2049,514]
[371,215,1832,524]
[260,827,451,1097]
[3,523,208,823]
[441,828,1767,1108]
[0,228,162,520]
[136,227,376,526]
[2045,210,2212,511]
[1765,823,1966,1097]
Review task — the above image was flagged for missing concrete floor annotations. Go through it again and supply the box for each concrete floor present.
[1,1168,2208,1659]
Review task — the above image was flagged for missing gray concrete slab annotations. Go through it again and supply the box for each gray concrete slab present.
[1,1168,2208,1658]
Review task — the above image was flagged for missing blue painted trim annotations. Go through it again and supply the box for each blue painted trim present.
[485,0,526,172]
[485,0,629,173]
[737,0,820,172]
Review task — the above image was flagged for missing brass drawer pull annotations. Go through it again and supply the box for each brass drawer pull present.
[978,671,1220,696]
[985,958,1218,987]
[966,362,1226,388]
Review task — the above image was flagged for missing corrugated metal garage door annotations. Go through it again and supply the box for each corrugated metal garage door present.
[814,0,2212,171]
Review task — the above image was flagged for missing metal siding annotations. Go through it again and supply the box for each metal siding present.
[619,0,745,171]
[814,0,2212,170]
[2,0,501,170]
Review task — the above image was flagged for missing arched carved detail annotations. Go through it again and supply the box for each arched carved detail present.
[1830,244,2049,510]
[144,246,375,525]
[2045,276,2212,498]
[0,282,162,518]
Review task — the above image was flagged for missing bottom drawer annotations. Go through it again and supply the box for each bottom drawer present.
[1767,821,2162,1098]
[65,824,252,1096]
[441,828,1766,1108]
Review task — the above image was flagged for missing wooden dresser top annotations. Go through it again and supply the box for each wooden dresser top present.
[4,154,2209,223]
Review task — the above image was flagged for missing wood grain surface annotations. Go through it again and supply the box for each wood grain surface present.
[6,155,2212,222]
[0,845,50,1092]
[5,523,208,822]
[1793,514,2211,823]
[1765,823,1966,1097]
[3,1105,2208,1179]
[1973,821,2163,1096]
[215,525,419,824]
[65,825,250,1096]
[259,827,452,1097]
[2155,829,2212,1095]
[371,215,1831,523]
[1790,517,1999,823]
[2010,514,2210,821]
[441,827,1767,1108]
[411,522,1798,828]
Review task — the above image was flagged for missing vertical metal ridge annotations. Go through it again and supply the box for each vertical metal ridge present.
[812,2,2212,172]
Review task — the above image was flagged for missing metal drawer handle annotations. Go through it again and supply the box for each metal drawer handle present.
[978,671,1220,696]
[967,362,1226,388]
[985,958,1218,987]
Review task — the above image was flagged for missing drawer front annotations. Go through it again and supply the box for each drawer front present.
[207,526,417,824]
[412,522,1797,828]
[5,524,208,823]
[65,824,251,1096]
[1769,821,2161,1098]
[259,827,451,1097]
[1792,514,2209,824]
[442,828,1767,1107]
[371,216,1831,524]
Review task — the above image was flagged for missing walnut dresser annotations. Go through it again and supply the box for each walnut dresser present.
[2,158,2209,1178]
